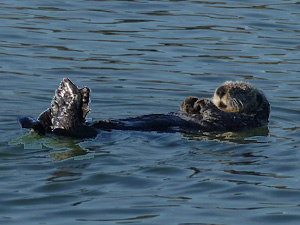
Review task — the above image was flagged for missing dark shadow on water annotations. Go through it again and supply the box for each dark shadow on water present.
[181,126,270,144]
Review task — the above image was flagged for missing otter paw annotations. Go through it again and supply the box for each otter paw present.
[181,96,202,114]
[194,98,215,113]
[194,99,206,113]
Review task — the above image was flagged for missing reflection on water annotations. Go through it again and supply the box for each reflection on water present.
[10,132,94,161]
[1,0,300,224]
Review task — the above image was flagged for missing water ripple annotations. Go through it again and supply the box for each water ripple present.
[1,0,300,224]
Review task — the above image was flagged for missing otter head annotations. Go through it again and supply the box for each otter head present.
[212,81,267,114]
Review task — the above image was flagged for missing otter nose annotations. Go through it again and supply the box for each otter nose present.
[216,86,226,98]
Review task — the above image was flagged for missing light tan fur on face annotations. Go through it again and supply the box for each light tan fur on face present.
[212,81,263,114]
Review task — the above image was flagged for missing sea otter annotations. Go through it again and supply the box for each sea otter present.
[18,78,270,138]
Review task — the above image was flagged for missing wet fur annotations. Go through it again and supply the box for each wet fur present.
[18,79,270,138]
[212,81,267,114]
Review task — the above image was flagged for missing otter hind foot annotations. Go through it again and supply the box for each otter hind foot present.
[50,78,91,131]
[19,78,98,139]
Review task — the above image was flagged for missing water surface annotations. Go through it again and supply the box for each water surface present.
[1,0,300,224]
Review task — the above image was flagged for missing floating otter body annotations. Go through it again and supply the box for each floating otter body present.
[18,78,270,138]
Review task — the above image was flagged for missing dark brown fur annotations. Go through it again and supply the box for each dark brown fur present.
[18,79,270,138]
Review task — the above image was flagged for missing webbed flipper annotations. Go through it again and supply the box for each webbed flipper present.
[38,108,52,133]
[79,87,91,119]
[50,78,91,130]
[49,78,98,138]
[51,78,83,131]
[19,78,98,138]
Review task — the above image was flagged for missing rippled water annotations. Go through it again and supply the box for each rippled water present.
[1,0,300,224]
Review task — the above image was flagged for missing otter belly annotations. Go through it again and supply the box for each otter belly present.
[92,113,208,133]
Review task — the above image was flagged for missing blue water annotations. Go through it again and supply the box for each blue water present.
[1,0,300,224]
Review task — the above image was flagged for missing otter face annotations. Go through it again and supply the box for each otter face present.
[213,83,241,112]
[213,85,235,112]
[212,81,262,114]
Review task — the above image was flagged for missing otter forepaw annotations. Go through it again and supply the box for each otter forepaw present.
[181,96,201,114]
[194,98,215,113]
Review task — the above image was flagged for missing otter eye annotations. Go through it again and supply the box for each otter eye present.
[216,86,226,98]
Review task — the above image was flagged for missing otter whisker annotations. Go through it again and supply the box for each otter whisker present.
[233,98,244,112]
[231,98,238,110]
[238,99,244,111]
